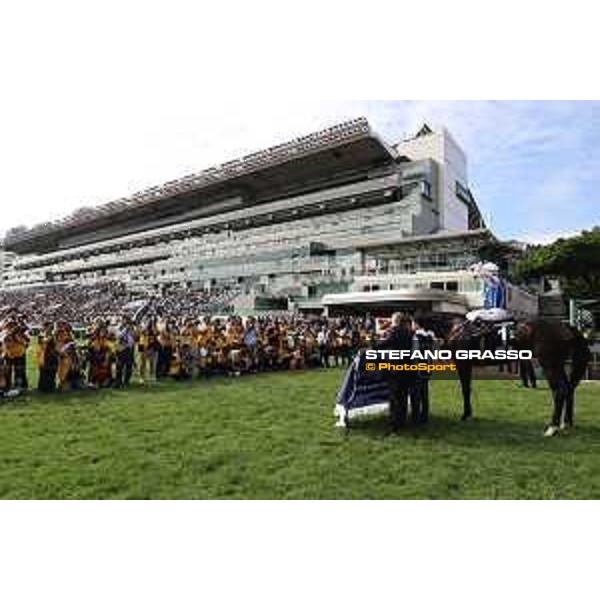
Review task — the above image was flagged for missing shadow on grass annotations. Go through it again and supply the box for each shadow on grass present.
[0,378,218,407]
[344,413,600,452]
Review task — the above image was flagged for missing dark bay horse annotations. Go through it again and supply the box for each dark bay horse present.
[445,319,591,436]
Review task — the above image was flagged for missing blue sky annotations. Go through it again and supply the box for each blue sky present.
[1,100,598,245]
[356,101,600,243]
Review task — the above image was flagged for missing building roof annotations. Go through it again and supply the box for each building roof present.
[322,288,468,312]
[3,118,397,254]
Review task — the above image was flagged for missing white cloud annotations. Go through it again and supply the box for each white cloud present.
[0,100,365,236]
[1,95,598,244]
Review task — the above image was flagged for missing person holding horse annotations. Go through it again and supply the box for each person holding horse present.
[373,312,417,431]
[410,314,436,424]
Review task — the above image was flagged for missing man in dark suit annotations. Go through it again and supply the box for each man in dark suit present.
[410,314,436,424]
[374,312,417,431]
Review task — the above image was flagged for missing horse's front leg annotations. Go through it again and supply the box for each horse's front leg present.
[457,362,473,421]
[544,387,564,437]
[544,368,568,437]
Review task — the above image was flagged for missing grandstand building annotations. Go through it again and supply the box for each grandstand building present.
[0,119,537,318]
[0,250,16,290]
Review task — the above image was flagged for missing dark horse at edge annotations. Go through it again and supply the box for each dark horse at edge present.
[444,319,591,436]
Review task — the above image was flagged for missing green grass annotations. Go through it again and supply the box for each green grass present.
[0,368,599,499]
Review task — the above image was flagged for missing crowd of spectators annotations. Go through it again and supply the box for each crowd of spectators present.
[0,282,242,327]
[143,286,241,319]
[0,307,377,397]
[0,282,135,327]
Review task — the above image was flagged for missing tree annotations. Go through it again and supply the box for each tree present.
[477,239,524,278]
[514,228,600,299]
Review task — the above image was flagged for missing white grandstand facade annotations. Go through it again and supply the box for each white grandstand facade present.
[0,119,537,318]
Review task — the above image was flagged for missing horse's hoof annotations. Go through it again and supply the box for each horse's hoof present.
[461,414,472,422]
[544,425,560,438]
[560,422,573,433]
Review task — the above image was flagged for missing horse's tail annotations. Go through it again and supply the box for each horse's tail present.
[568,326,592,388]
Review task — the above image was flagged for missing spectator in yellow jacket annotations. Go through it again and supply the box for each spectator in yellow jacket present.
[3,320,30,391]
